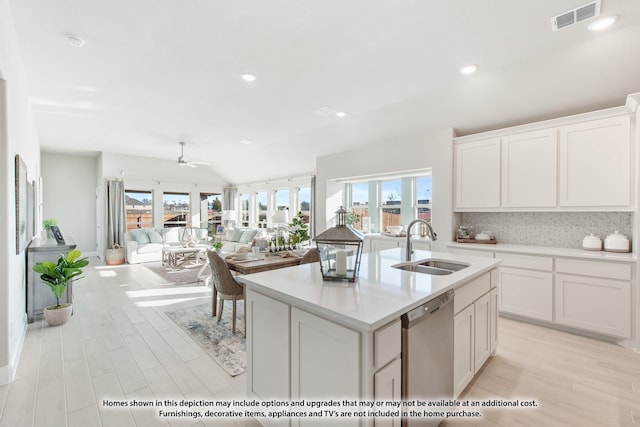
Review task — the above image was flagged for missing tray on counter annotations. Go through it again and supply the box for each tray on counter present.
[456,238,497,244]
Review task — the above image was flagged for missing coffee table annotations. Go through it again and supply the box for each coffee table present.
[162,246,208,269]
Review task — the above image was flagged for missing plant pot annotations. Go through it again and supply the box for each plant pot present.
[43,303,73,326]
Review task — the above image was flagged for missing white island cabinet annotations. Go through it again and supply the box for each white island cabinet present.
[239,248,501,427]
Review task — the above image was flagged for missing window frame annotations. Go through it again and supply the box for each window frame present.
[125,189,154,230]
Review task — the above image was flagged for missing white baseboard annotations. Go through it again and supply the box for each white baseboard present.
[0,314,27,386]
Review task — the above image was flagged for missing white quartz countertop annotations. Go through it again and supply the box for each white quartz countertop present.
[446,242,637,262]
[237,248,500,331]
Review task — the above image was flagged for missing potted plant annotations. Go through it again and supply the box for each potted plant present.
[288,211,310,247]
[33,249,89,326]
[212,241,224,253]
[42,218,57,239]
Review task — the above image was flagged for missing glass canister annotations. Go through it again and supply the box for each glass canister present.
[457,226,473,239]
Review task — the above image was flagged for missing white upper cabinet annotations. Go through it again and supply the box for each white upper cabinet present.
[558,115,632,208]
[455,138,501,209]
[501,129,557,207]
[454,108,634,211]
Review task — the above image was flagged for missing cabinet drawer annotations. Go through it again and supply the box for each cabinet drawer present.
[454,272,490,314]
[556,258,632,281]
[374,319,401,369]
[495,252,553,271]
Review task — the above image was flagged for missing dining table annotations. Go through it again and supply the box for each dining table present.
[210,252,302,316]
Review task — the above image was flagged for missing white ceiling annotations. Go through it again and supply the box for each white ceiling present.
[9,0,640,184]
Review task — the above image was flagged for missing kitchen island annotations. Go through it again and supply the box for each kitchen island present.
[237,248,501,426]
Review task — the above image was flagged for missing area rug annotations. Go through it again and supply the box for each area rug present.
[144,262,206,285]
[164,302,246,376]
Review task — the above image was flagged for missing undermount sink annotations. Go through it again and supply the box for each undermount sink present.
[392,258,470,275]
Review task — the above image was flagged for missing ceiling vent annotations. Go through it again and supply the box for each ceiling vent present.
[551,0,601,31]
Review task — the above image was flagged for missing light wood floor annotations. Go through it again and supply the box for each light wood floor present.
[1,260,639,426]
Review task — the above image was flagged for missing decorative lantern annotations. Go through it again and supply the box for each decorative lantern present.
[314,206,365,282]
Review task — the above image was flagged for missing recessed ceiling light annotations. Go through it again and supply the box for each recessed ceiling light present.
[241,73,257,82]
[239,139,253,145]
[587,15,617,31]
[336,111,346,118]
[460,64,478,75]
[65,33,85,48]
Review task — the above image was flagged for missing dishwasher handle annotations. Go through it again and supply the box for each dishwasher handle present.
[401,289,454,328]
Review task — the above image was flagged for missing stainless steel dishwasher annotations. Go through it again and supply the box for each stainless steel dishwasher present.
[401,289,454,427]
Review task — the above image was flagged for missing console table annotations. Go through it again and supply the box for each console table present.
[26,236,77,322]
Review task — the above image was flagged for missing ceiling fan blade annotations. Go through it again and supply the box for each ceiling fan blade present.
[186,163,197,168]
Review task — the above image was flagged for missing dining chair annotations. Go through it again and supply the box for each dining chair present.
[207,249,245,335]
[299,247,320,264]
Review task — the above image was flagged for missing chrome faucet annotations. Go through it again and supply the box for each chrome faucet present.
[405,219,437,261]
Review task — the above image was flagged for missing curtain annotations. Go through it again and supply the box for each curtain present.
[106,179,126,249]
[223,187,237,211]
[310,175,316,239]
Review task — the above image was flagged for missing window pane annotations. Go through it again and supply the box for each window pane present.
[200,193,221,235]
[125,190,153,230]
[416,176,432,222]
[298,187,311,224]
[350,183,368,231]
[381,179,401,231]
[241,193,250,226]
[276,189,289,210]
[257,191,268,227]
[163,192,190,227]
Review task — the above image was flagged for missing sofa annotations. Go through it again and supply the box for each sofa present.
[124,227,210,264]
[220,228,268,253]
[124,227,266,264]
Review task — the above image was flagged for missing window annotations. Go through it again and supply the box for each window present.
[257,191,268,228]
[349,182,369,231]
[200,192,222,235]
[298,187,311,224]
[125,190,153,230]
[415,176,432,222]
[163,192,190,228]
[381,179,402,231]
[276,189,289,211]
[240,193,250,227]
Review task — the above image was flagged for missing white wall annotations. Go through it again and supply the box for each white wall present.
[315,128,456,251]
[41,152,98,255]
[0,0,41,384]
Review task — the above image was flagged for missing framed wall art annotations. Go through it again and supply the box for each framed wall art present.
[15,155,28,254]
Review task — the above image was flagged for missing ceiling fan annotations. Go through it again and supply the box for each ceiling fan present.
[177,141,209,168]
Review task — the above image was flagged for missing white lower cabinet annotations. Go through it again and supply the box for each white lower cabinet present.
[291,308,360,427]
[247,289,401,427]
[489,287,499,354]
[246,290,291,427]
[453,304,474,398]
[453,271,498,398]
[373,358,402,427]
[473,293,491,373]
[496,252,554,322]
[555,274,631,338]
[499,267,553,321]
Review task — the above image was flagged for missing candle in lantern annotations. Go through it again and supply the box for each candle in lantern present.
[335,250,347,275]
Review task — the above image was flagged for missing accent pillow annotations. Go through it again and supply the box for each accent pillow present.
[230,228,245,242]
[146,229,163,243]
[130,229,151,244]
[163,228,181,244]
[239,229,258,244]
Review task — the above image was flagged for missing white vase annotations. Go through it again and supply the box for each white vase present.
[43,303,73,326]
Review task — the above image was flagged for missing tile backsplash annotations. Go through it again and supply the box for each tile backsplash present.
[460,212,633,249]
